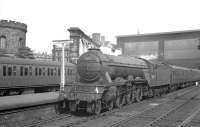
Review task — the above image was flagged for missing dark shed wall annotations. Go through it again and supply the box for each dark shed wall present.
[164,38,200,59]
[116,30,200,68]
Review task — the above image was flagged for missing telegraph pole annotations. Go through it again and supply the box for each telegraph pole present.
[52,40,73,92]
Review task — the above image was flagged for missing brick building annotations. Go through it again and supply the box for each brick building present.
[0,20,27,55]
[33,52,52,61]
[116,30,200,69]
[52,27,100,64]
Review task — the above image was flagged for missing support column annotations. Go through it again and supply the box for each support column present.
[158,40,165,61]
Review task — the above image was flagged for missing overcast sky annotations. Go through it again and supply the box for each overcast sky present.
[1,0,200,53]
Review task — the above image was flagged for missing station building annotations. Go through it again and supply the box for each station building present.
[116,30,200,69]
[0,20,27,55]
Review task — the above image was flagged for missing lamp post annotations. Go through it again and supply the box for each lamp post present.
[52,40,73,92]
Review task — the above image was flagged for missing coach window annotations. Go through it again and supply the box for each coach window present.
[20,66,24,76]
[48,68,50,76]
[13,66,17,76]
[67,69,69,75]
[24,67,28,76]
[51,68,53,76]
[29,66,32,76]
[65,68,67,76]
[35,67,38,76]
[8,66,12,76]
[3,65,6,76]
[39,68,42,76]
[42,67,45,76]
[58,68,61,76]
[54,68,57,76]
[70,69,73,75]
[68,69,70,75]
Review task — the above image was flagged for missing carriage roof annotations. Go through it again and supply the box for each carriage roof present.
[0,57,75,67]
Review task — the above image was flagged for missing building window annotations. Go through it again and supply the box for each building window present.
[19,37,24,47]
[0,36,6,49]
[55,52,58,57]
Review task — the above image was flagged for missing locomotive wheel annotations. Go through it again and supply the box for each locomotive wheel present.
[126,92,132,104]
[108,100,114,111]
[94,100,102,115]
[131,91,136,103]
[55,101,66,114]
[114,95,125,108]
[69,101,77,112]
[148,88,154,98]
[114,96,121,108]
[136,89,142,102]
[87,102,95,113]
[121,95,126,105]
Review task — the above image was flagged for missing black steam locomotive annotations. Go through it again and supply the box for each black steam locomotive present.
[61,49,200,114]
[0,57,76,96]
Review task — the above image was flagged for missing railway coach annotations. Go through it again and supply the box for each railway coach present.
[59,48,200,114]
[0,57,76,96]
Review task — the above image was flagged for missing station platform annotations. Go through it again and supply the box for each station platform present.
[0,92,59,111]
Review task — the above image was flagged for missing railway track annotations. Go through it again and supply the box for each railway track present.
[108,86,200,127]
[41,106,118,127]
[177,98,200,127]
[41,86,197,127]
[0,86,197,127]
[0,102,72,127]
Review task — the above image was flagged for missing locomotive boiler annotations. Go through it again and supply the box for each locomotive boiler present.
[62,48,200,115]
[77,48,148,83]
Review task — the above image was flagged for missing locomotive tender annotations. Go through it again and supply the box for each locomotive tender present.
[62,49,200,114]
[0,57,76,96]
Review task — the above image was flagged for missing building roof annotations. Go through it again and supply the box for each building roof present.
[116,29,200,38]
[116,29,200,44]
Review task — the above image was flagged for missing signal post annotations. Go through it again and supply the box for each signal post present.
[53,39,73,113]
[52,40,73,92]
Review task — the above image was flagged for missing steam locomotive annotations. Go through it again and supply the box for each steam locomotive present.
[0,57,76,96]
[60,49,200,114]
